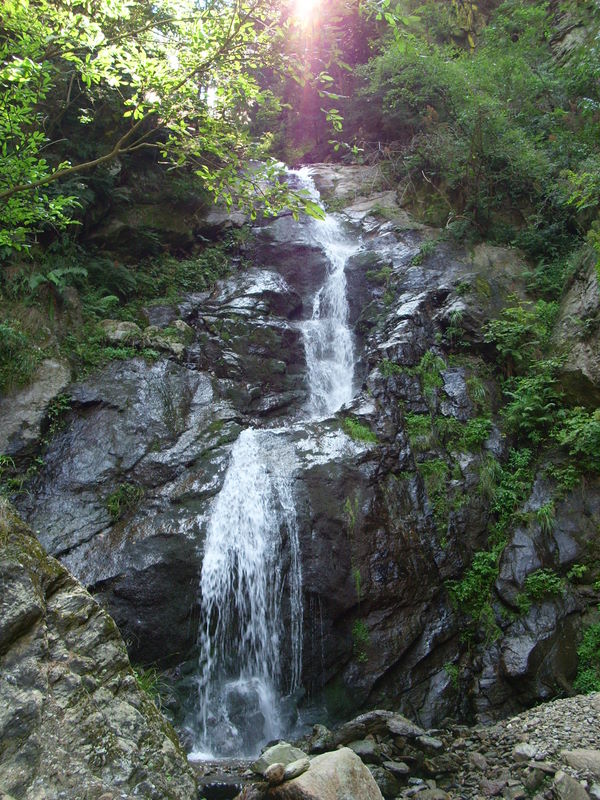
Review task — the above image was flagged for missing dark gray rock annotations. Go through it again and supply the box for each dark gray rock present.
[0,501,196,800]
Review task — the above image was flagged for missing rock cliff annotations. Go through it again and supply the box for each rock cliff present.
[0,500,196,800]
[3,164,599,744]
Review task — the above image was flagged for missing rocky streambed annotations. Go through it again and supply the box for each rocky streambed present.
[193,692,600,800]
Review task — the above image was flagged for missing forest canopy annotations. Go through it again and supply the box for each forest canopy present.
[0,0,326,253]
[2,0,600,270]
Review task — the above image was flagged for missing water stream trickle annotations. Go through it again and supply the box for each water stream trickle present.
[295,167,360,420]
[191,169,361,758]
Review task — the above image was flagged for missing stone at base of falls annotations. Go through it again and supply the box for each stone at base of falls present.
[267,747,384,800]
[252,742,308,776]
[333,710,426,746]
[307,723,335,754]
[265,764,286,786]
[0,501,196,800]
[283,758,311,781]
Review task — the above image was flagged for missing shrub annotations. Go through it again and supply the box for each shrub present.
[489,448,534,539]
[419,458,450,534]
[106,482,144,522]
[502,360,562,444]
[342,417,377,443]
[483,300,558,373]
[405,413,436,451]
[352,619,370,663]
[0,320,41,394]
[553,408,600,473]
[408,350,446,406]
[574,619,600,694]
[447,545,504,639]
[379,358,402,377]
[535,501,555,535]
[516,568,564,613]
[460,416,492,451]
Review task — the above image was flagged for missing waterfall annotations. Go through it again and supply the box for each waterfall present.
[191,168,360,758]
[191,429,302,758]
[294,167,360,419]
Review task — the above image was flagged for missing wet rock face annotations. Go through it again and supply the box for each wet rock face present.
[10,164,600,736]
[0,501,196,800]
[16,357,239,666]
[0,358,71,461]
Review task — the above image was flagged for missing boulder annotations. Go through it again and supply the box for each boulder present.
[0,500,196,800]
[0,358,70,458]
[284,758,311,781]
[562,750,600,779]
[269,747,384,800]
[553,771,590,800]
[307,723,335,753]
[368,765,401,799]
[252,742,308,776]
[347,737,381,763]
[265,763,286,786]
[100,319,142,344]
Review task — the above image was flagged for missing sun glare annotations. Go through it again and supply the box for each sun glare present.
[293,0,320,26]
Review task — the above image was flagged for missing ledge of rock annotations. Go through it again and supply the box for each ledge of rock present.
[0,500,196,800]
[0,358,71,460]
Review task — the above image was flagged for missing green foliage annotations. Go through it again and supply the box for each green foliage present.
[352,567,363,602]
[545,463,581,496]
[466,375,488,411]
[45,393,72,441]
[406,350,445,406]
[105,482,144,522]
[444,309,466,349]
[342,417,377,443]
[516,569,564,614]
[483,300,558,372]
[502,360,562,444]
[419,458,450,535]
[0,0,323,253]
[478,453,502,501]
[379,358,403,377]
[355,0,600,260]
[444,662,460,689]
[535,501,555,535]
[366,266,394,285]
[489,448,534,541]
[411,238,438,265]
[447,545,503,638]
[133,666,165,708]
[553,408,600,473]
[352,619,370,663]
[0,320,41,394]
[574,617,600,694]
[567,564,588,582]
[460,417,492,451]
[137,246,233,301]
[61,323,157,379]
[405,413,436,452]
[0,456,16,497]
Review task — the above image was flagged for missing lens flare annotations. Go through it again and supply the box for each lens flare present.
[293,0,320,26]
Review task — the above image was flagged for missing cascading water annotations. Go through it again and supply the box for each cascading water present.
[294,168,361,419]
[191,168,361,758]
[190,428,302,759]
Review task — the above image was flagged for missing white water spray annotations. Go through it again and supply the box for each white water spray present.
[192,169,361,758]
[294,168,360,418]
